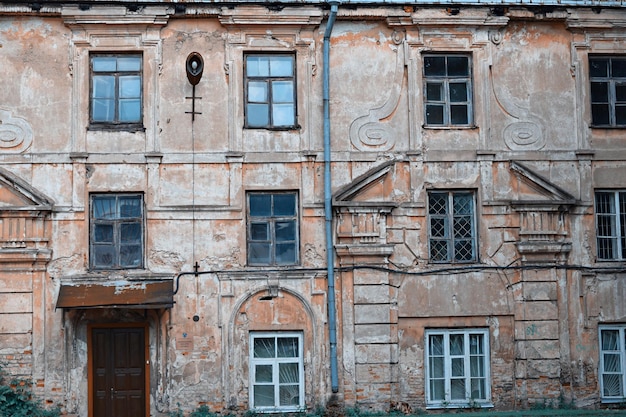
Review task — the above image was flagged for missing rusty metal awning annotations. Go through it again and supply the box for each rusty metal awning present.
[56,280,174,309]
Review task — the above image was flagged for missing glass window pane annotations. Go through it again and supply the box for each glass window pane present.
[249,242,271,264]
[279,363,299,383]
[94,224,113,243]
[426,104,444,125]
[279,385,300,406]
[92,99,115,122]
[603,374,623,397]
[274,194,296,216]
[277,337,299,358]
[119,76,141,98]
[247,56,270,77]
[93,246,115,268]
[120,245,141,267]
[604,353,622,372]
[471,378,486,400]
[275,221,295,242]
[430,379,445,401]
[429,335,444,355]
[450,334,464,355]
[270,56,294,77]
[250,223,269,241]
[430,240,449,262]
[119,197,141,218]
[602,330,620,350]
[247,104,269,127]
[93,76,115,98]
[450,105,469,125]
[451,378,466,400]
[120,223,141,243]
[93,197,116,219]
[119,100,141,122]
[449,82,468,102]
[255,365,273,383]
[430,356,444,378]
[616,105,626,125]
[272,81,294,104]
[590,58,609,78]
[447,56,469,76]
[451,357,465,377]
[592,104,610,125]
[276,243,297,264]
[117,56,141,71]
[612,58,626,77]
[591,82,609,102]
[470,334,483,355]
[254,337,275,358]
[92,57,117,72]
[470,356,485,377]
[617,83,626,102]
[426,82,442,101]
[248,81,268,103]
[250,194,272,216]
[430,218,448,238]
[272,104,295,127]
[424,56,446,76]
[254,385,274,407]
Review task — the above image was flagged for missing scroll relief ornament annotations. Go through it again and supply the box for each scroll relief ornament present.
[490,67,546,151]
[349,31,405,152]
[0,109,33,153]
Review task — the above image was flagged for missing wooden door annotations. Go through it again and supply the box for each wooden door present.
[91,326,147,417]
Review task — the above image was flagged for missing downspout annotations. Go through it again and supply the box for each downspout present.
[323,0,339,394]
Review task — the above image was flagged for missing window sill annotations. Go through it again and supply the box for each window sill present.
[426,402,493,410]
[88,124,146,133]
[422,124,478,130]
[244,125,301,131]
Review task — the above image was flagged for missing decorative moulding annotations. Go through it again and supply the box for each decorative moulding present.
[0,108,33,153]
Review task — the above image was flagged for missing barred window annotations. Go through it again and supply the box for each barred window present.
[428,191,477,263]
[595,191,626,260]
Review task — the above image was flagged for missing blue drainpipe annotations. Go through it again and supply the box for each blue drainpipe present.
[323,0,339,394]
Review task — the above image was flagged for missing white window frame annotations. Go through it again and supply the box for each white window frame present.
[249,332,304,412]
[595,190,626,260]
[599,325,626,402]
[427,190,477,263]
[425,328,491,408]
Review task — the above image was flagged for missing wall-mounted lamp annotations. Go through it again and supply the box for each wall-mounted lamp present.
[185,52,204,121]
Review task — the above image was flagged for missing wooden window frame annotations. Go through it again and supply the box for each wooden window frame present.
[423,53,473,127]
[244,53,297,130]
[89,53,143,131]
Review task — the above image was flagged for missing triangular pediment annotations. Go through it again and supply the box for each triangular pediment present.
[509,161,576,206]
[333,160,399,208]
[0,167,53,211]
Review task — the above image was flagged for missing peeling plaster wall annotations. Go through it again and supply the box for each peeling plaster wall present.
[0,3,626,416]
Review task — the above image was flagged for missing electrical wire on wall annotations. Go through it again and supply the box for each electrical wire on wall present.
[185,52,204,322]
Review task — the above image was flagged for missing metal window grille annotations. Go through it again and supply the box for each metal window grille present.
[428,191,477,263]
[595,190,626,260]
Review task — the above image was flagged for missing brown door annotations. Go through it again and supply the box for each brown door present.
[92,326,147,417]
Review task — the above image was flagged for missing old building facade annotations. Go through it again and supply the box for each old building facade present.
[1,0,626,415]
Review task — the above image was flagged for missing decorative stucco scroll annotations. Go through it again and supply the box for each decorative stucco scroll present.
[490,67,546,151]
[349,31,405,152]
[0,109,33,153]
